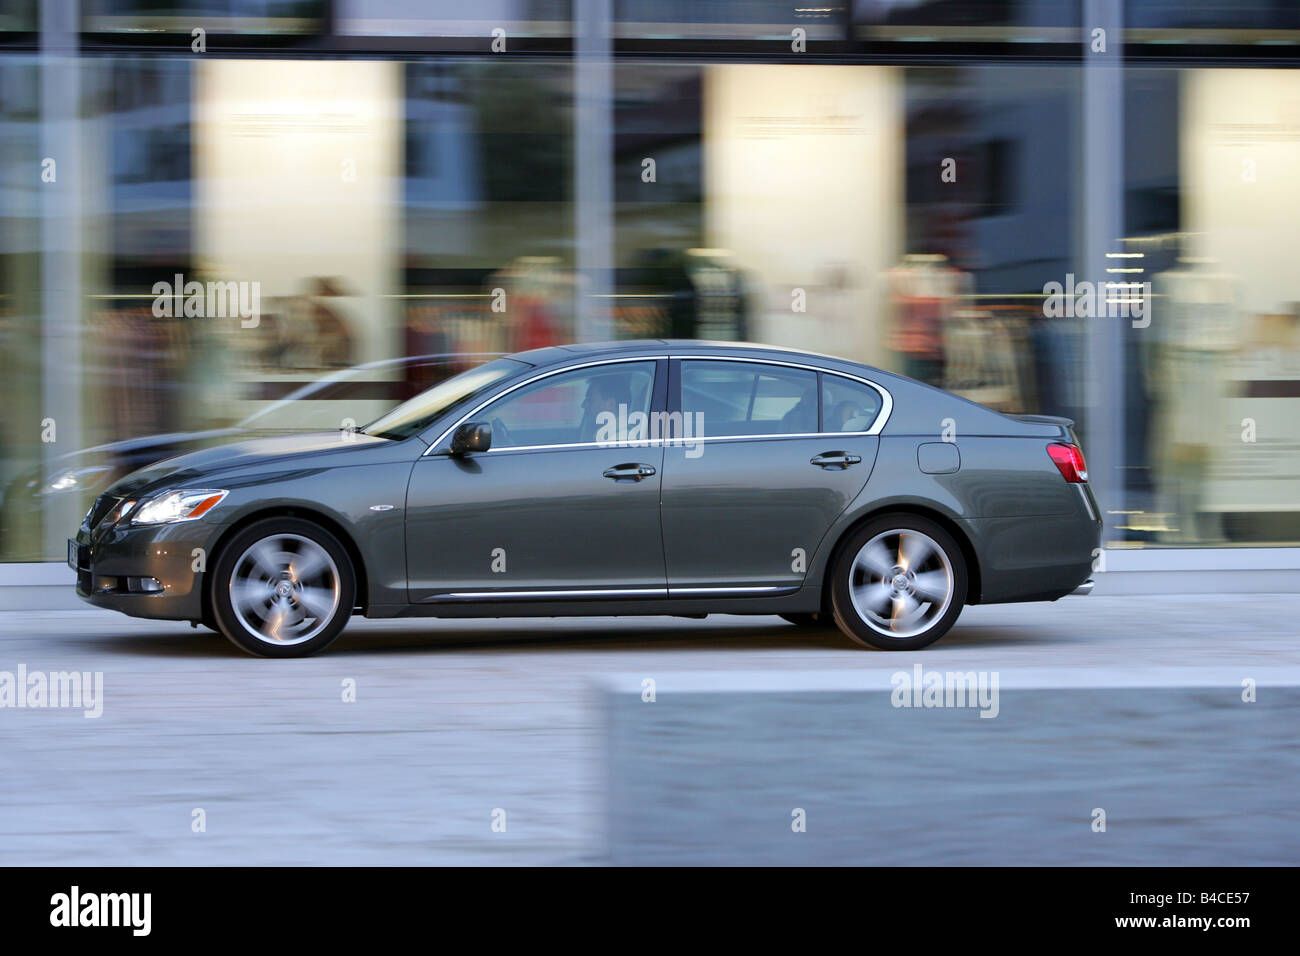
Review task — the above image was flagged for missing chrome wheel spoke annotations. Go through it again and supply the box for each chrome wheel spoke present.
[290,549,330,583]
[911,569,951,603]
[891,592,921,626]
[297,585,336,620]
[855,540,895,578]
[232,579,272,614]
[853,579,893,613]
[246,541,283,580]
[898,533,934,572]
[264,601,288,641]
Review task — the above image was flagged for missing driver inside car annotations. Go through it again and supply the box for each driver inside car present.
[578,374,633,443]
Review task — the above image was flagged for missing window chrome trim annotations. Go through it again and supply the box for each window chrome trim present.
[421,351,895,455]
[673,353,893,437]
[432,432,871,457]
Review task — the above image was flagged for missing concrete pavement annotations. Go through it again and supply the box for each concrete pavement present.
[0,594,1296,865]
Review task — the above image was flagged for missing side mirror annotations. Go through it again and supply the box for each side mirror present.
[450,421,492,455]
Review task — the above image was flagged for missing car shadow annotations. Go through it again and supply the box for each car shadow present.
[59,617,854,658]
[330,618,856,656]
[59,614,1044,659]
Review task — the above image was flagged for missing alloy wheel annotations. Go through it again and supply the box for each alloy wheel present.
[229,533,341,646]
[847,529,955,639]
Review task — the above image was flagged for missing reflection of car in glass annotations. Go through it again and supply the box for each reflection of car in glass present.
[73,341,1100,657]
[2,355,487,557]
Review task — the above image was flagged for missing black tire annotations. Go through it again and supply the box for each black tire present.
[830,514,967,651]
[210,517,355,658]
[779,612,835,628]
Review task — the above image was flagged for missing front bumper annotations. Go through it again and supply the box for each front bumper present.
[73,518,218,622]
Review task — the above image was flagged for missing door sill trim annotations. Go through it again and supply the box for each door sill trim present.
[418,584,802,603]
[667,585,800,597]
[422,587,668,603]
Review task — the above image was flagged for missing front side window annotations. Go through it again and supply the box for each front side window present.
[682,361,818,437]
[480,362,657,449]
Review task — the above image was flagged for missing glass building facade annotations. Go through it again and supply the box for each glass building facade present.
[1,1,1298,561]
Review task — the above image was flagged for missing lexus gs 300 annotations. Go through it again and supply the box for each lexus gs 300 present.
[72,341,1100,656]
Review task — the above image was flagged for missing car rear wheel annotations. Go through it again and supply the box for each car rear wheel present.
[830,515,967,651]
[211,518,355,658]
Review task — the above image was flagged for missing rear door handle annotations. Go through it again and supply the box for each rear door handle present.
[810,451,862,470]
[603,463,657,482]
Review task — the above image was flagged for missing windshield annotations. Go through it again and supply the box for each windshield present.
[362,358,528,441]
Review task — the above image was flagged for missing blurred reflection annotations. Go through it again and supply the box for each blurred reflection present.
[1147,256,1239,544]
[885,253,968,387]
[0,58,43,562]
[943,306,1040,413]
[82,1,324,34]
[304,278,360,369]
[490,256,570,351]
[617,248,750,342]
[5,45,1300,563]
[0,355,481,561]
[92,302,187,438]
[1121,68,1300,546]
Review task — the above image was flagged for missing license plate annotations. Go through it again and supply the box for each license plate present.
[67,539,79,570]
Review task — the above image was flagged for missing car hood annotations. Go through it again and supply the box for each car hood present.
[106,431,393,499]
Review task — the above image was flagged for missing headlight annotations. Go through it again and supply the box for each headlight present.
[42,465,113,495]
[131,489,229,525]
[106,499,137,525]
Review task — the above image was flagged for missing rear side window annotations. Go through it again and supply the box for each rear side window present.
[682,361,818,437]
[822,375,883,432]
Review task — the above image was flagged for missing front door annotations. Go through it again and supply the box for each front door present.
[405,359,667,602]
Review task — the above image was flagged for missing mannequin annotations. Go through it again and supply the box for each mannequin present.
[885,253,970,386]
[1147,256,1239,543]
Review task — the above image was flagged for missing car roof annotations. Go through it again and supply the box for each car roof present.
[510,339,875,373]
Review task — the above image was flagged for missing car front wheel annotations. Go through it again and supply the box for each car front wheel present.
[830,515,967,651]
[211,517,355,658]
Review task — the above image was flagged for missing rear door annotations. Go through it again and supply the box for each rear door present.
[659,358,883,594]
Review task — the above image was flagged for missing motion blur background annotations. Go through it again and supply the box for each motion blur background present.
[1,1,1298,562]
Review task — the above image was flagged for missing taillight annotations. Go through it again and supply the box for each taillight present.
[1047,443,1088,483]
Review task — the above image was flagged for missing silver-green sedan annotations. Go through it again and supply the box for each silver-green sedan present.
[72,341,1100,656]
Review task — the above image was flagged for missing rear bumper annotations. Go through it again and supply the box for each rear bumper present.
[960,505,1101,604]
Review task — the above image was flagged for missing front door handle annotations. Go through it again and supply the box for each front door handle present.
[810,451,862,470]
[603,463,657,482]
